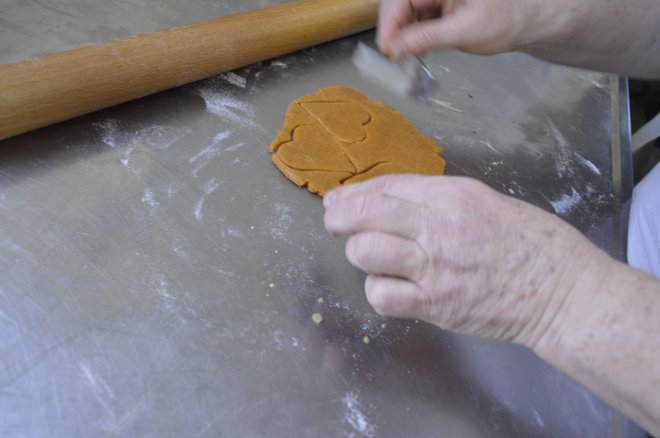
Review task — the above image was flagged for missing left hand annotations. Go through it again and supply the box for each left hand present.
[323,174,605,348]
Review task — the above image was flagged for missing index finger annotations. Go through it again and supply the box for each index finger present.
[377,0,447,55]
[323,173,444,208]
[377,0,412,53]
[324,190,426,239]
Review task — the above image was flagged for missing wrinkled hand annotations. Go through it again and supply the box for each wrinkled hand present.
[377,0,551,59]
[323,174,605,348]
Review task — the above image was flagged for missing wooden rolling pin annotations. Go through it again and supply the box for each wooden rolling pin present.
[0,0,378,141]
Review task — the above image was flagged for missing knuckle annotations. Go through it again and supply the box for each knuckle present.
[414,27,439,49]
[365,277,389,314]
[410,204,429,235]
[351,194,375,222]
[378,174,420,195]
[356,235,377,265]
[346,234,377,268]
[413,290,435,322]
[430,282,471,329]
[411,243,431,281]
[322,209,337,231]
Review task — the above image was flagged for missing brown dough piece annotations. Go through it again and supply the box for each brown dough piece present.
[269,86,446,196]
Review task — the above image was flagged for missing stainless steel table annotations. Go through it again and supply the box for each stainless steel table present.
[0,1,642,436]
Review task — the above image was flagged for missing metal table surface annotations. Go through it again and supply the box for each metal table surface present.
[0,1,641,437]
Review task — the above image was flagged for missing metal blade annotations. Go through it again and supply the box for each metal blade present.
[351,41,436,99]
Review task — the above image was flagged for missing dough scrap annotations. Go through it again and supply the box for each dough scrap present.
[312,313,324,325]
[269,86,446,196]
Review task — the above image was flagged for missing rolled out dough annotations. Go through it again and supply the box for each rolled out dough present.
[269,86,446,196]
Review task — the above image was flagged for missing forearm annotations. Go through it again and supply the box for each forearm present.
[520,0,660,79]
[535,254,660,435]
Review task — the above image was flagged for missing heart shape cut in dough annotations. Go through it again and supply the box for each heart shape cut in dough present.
[269,86,445,196]
[275,124,355,172]
[299,101,371,143]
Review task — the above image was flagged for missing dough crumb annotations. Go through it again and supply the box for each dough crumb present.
[317,297,325,304]
[312,313,324,325]
[362,336,370,344]
[508,188,515,195]
[268,283,275,288]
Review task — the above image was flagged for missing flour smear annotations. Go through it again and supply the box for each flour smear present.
[574,152,602,176]
[197,87,262,131]
[194,177,221,221]
[343,392,376,437]
[550,186,582,215]
[221,71,247,88]
[189,131,232,177]
[141,188,160,216]
[95,119,190,152]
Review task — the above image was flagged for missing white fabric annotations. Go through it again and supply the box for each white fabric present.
[632,112,660,152]
[628,162,660,279]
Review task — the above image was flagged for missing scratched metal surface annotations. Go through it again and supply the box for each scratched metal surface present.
[0,1,641,437]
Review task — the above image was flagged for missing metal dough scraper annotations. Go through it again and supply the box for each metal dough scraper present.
[351,41,436,98]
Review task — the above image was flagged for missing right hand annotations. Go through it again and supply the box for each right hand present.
[377,0,549,59]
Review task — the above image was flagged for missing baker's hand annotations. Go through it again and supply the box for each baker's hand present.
[323,174,609,349]
[377,0,557,59]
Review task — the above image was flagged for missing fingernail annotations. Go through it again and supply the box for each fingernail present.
[323,190,337,208]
